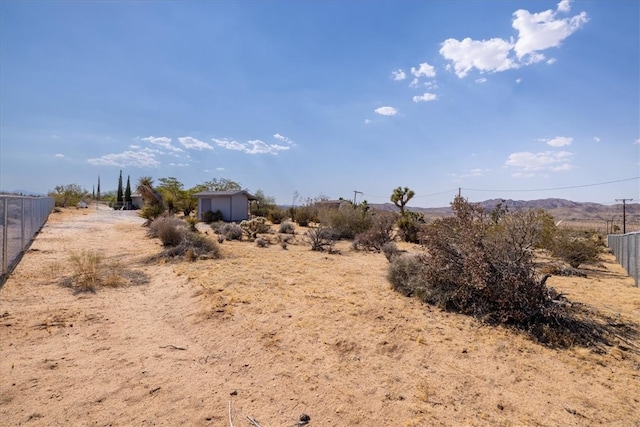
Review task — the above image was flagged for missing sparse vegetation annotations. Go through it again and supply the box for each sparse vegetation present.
[551,229,602,268]
[353,211,397,251]
[388,196,634,349]
[202,210,224,224]
[305,224,338,252]
[240,217,270,239]
[278,221,295,234]
[148,215,220,260]
[216,222,243,241]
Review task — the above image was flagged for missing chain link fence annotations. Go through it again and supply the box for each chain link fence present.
[607,231,639,287]
[1,195,55,285]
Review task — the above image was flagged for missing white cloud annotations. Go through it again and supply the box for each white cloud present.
[364,119,372,124]
[391,69,407,81]
[178,136,213,150]
[374,106,398,116]
[542,136,573,147]
[505,150,573,173]
[54,153,64,158]
[274,133,295,145]
[411,62,436,78]
[546,58,557,65]
[213,138,291,155]
[412,92,438,103]
[476,77,487,84]
[512,2,589,60]
[515,78,522,84]
[409,78,420,88]
[139,136,183,152]
[168,163,189,167]
[634,138,640,145]
[440,37,516,78]
[440,1,587,78]
[593,136,601,143]
[87,150,161,167]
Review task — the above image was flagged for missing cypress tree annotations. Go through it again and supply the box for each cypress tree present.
[125,175,132,207]
[97,176,101,201]
[117,170,123,207]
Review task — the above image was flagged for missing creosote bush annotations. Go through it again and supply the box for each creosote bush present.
[319,205,371,240]
[217,222,243,241]
[306,225,338,253]
[150,215,220,259]
[551,230,601,268]
[278,221,295,234]
[353,212,397,252]
[388,196,631,348]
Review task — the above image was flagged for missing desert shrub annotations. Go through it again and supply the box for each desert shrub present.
[387,196,615,347]
[353,212,397,251]
[202,210,224,224]
[68,250,103,292]
[382,241,403,262]
[294,205,318,227]
[268,207,288,224]
[256,237,268,248]
[149,216,186,246]
[319,205,371,239]
[279,221,295,234]
[184,215,198,232]
[387,253,429,296]
[396,211,426,243]
[161,231,220,260]
[551,230,601,268]
[305,225,338,252]
[240,217,270,239]
[219,222,243,241]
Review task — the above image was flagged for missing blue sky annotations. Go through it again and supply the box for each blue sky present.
[1,0,638,207]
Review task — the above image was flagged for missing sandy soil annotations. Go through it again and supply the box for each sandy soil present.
[1,207,639,426]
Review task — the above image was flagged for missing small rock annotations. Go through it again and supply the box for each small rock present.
[230,390,238,396]
[300,413,311,423]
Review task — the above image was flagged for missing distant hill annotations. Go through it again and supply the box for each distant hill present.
[371,198,640,223]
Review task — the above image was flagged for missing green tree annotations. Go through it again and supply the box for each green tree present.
[125,175,132,207]
[116,170,124,208]
[251,189,276,217]
[200,178,242,192]
[391,186,415,215]
[49,184,88,207]
[96,176,101,201]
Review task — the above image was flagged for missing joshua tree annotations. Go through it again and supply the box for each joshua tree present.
[391,186,415,215]
[136,176,165,224]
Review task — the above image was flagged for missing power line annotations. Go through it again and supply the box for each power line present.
[463,176,638,193]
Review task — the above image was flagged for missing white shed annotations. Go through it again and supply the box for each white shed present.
[193,190,257,222]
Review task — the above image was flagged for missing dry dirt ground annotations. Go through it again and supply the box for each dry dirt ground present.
[1,207,639,426]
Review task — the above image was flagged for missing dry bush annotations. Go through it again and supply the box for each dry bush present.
[319,205,371,239]
[390,196,638,349]
[353,212,397,251]
[149,216,186,246]
[67,250,103,292]
[396,211,426,243]
[278,221,295,234]
[305,225,338,253]
[551,229,601,268]
[216,222,243,241]
[267,207,288,224]
[160,230,220,260]
[255,237,268,248]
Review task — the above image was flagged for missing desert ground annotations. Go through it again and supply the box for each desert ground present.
[1,207,639,426]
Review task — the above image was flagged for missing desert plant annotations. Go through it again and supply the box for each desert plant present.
[387,253,429,296]
[390,186,415,215]
[218,222,243,241]
[137,176,165,224]
[68,250,103,292]
[382,241,403,262]
[551,230,601,268]
[319,204,372,239]
[202,210,224,224]
[305,225,338,252]
[396,211,425,243]
[268,207,288,224]
[353,212,397,251]
[240,217,270,239]
[184,215,199,232]
[294,205,317,227]
[256,237,268,248]
[278,221,295,234]
[149,216,186,246]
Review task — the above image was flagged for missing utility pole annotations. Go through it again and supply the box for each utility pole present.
[353,190,363,205]
[615,198,633,234]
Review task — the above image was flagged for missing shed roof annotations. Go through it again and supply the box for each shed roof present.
[192,190,257,200]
